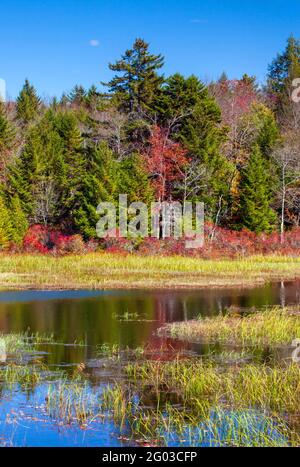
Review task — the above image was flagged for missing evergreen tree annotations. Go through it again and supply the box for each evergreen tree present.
[156,74,234,220]
[8,110,67,224]
[16,79,41,124]
[9,195,28,245]
[86,85,99,110]
[250,104,280,157]
[227,103,280,227]
[0,191,13,249]
[118,153,154,205]
[153,74,207,127]
[239,145,277,233]
[73,142,119,238]
[267,36,300,127]
[67,85,87,105]
[54,111,85,226]
[237,103,280,160]
[2,39,298,241]
[218,72,228,83]
[0,102,16,178]
[105,38,164,113]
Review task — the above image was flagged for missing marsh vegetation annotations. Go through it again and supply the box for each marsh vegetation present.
[0,288,299,447]
[1,254,300,290]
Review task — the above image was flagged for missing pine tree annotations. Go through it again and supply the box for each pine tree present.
[218,72,228,83]
[267,36,300,128]
[0,192,13,249]
[86,85,99,110]
[8,110,66,224]
[54,112,85,225]
[73,142,119,238]
[250,104,280,157]
[153,74,207,127]
[105,38,164,113]
[0,101,16,179]
[9,195,28,245]
[158,75,234,220]
[226,103,280,227]
[118,153,154,205]
[67,85,87,105]
[16,79,41,124]
[239,145,277,233]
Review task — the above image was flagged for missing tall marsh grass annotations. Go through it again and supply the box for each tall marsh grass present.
[126,359,300,414]
[161,307,300,346]
[1,253,300,289]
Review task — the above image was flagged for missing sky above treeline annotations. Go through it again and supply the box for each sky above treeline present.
[1,0,300,99]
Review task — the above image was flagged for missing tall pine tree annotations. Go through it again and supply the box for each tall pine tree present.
[105,38,164,113]
[0,101,16,180]
[239,145,277,233]
[267,36,300,128]
[16,79,41,124]
[0,191,13,249]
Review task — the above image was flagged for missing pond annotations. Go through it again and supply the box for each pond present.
[0,280,299,447]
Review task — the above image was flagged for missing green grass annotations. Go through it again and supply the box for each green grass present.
[121,406,295,447]
[101,359,300,447]
[159,307,300,346]
[0,364,44,389]
[0,330,299,446]
[96,343,145,360]
[46,377,99,427]
[0,331,54,358]
[1,253,300,289]
[126,359,300,415]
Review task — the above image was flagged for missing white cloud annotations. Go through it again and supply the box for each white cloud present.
[89,39,100,47]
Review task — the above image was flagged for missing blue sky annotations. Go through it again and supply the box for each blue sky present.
[1,0,300,99]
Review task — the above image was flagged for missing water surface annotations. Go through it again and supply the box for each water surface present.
[0,280,299,446]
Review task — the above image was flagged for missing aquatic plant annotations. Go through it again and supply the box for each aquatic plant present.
[0,364,43,390]
[160,307,300,346]
[0,331,53,355]
[46,377,100,427]
[126,359,300,415]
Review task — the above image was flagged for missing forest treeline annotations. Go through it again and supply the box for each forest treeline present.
[0,36,300,251]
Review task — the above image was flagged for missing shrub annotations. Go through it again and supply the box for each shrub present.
[20,223,300,258]
[23,225,87,255]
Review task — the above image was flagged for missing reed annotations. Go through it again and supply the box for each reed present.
[160,307,300,346]
[126,359,300,414]
[46,377,99,426]
[1,253,300,289]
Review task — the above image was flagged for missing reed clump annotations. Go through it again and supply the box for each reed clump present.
[160,307,300,346]
[126,359,300,415]
[46,377,99,426]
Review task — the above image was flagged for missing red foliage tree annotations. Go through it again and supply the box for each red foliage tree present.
[211,76,259,163]
[212,77,259,128]
[144,126,188,200]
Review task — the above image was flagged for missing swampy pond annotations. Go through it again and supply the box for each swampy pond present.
[0,281,299,447]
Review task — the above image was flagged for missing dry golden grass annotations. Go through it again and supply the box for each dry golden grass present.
[1,253,300,290]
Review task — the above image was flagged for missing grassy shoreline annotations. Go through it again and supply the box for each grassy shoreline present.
[1,253,300,290]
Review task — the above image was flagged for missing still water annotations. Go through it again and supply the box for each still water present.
[0,280,299,446]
